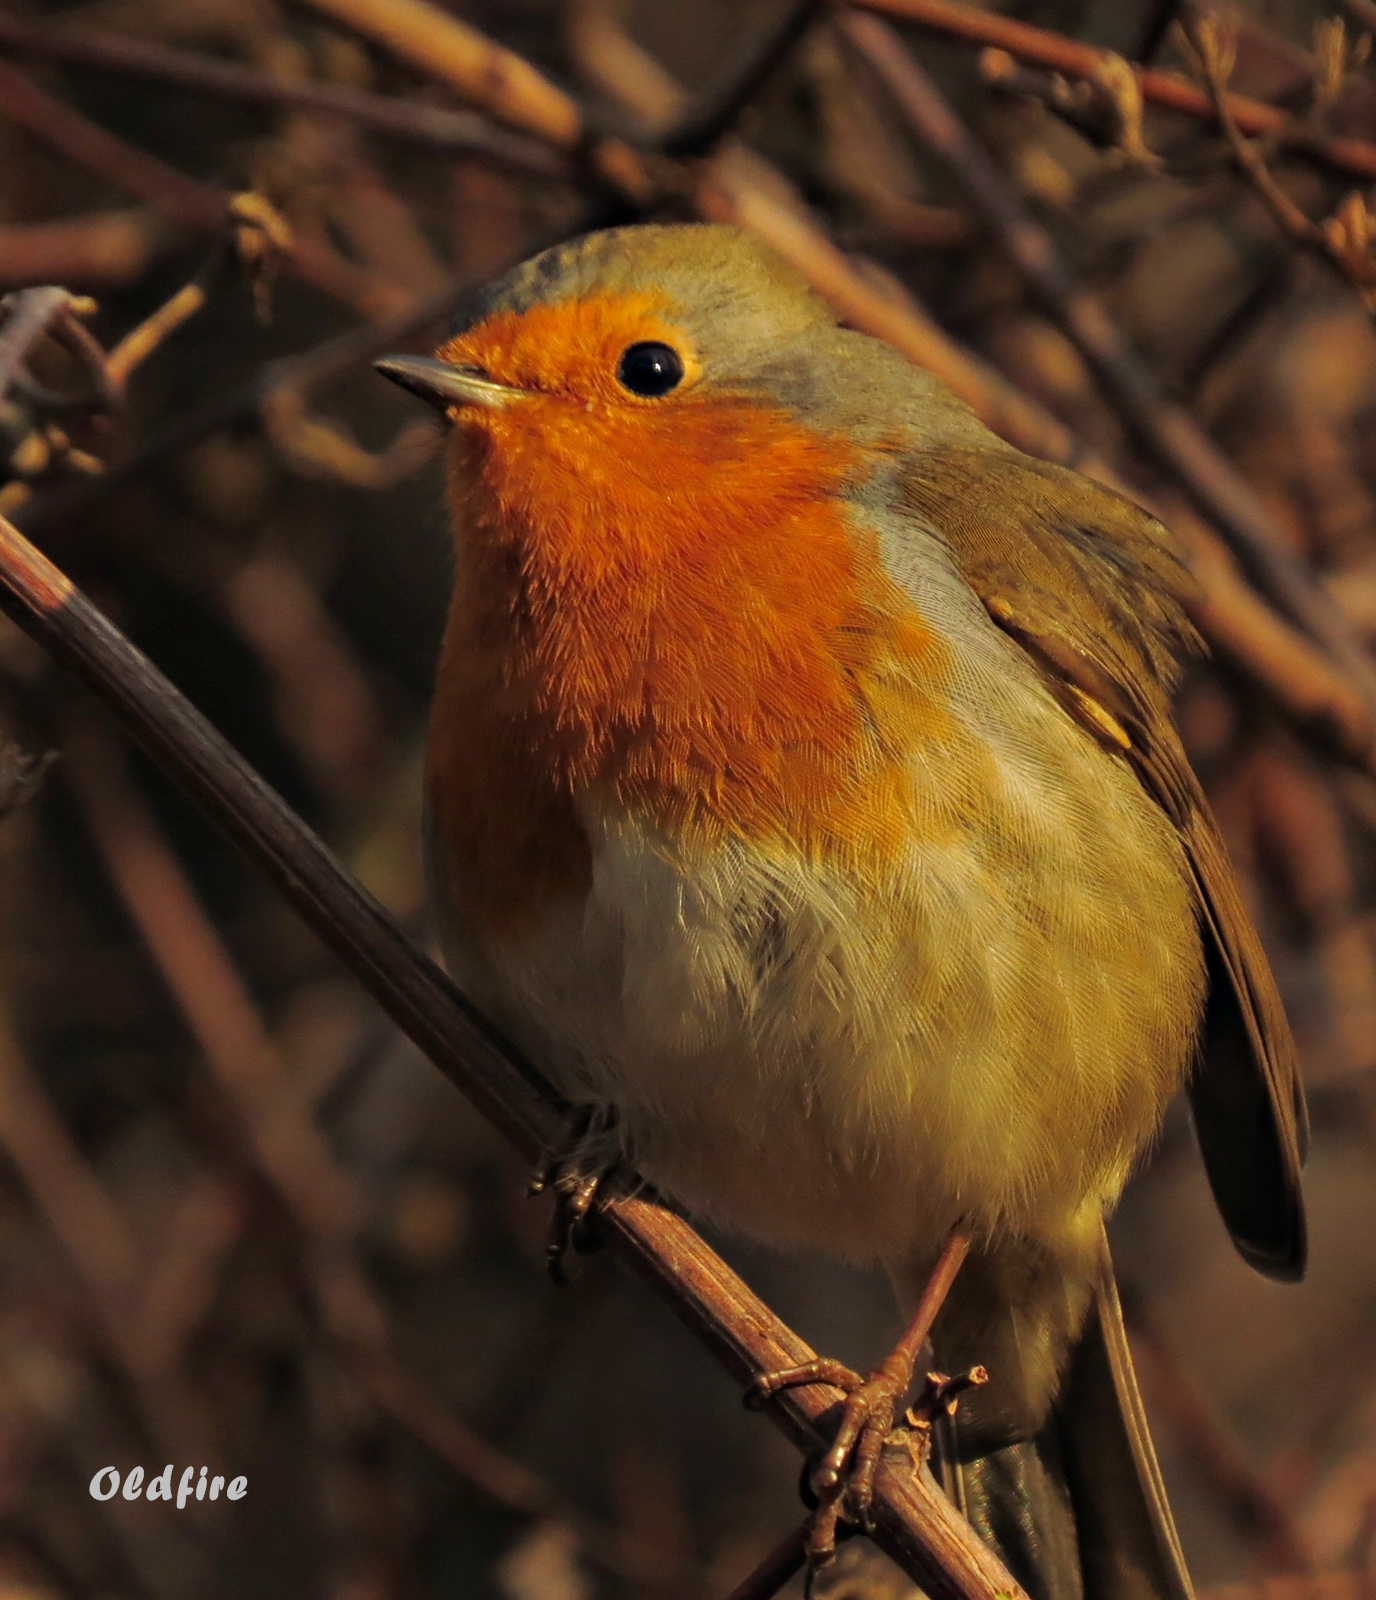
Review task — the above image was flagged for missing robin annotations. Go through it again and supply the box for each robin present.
[376,224,1306,1600]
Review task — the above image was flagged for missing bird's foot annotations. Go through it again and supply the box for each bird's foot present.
[746,1353,911,1565]
[746,1359,989,1569]
[528,1109,621,1283]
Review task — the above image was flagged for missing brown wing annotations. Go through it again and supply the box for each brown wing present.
[902,447,1307,1281]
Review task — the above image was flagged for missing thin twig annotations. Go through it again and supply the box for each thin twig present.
[0,286,74,396]
[1123,1287,1314,1574]
[0,515,1025,1600]
[659,0,828,156]
[0,60,405,319]
[844,0,1376,185]
[568,0,1376,790]
[721,1522,809,1600]
[0,16,572,180]
[838,10,1376,763]
[1179,14,1376,314]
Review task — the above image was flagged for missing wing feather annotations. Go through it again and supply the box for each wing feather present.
[901,448,1306,1280]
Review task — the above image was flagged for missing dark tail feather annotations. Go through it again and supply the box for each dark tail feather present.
[935,1235,1193,1600]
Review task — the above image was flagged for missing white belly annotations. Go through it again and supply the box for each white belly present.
[435,668,1204,1272]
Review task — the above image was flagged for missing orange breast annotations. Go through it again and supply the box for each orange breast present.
[426,298,953,935]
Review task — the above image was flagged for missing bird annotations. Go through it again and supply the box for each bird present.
[375,223,1307,1600]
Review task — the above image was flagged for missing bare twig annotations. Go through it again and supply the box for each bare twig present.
[0,16,571,181]
[1179,15,1376,312]
[721,1522,809,1600]
[296,0,584,147]
[100,203,286,394]
[0,286,76,397]
[12,239,563,537]
[844,0,1376,185]
[0,515,1025,1600]
[659,0,828,156]
[0,60,406,319]
[1124,1289,1314,1574]
[838,11,1376,763]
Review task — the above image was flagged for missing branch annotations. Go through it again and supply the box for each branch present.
[837,11,1376,767]
[659,0,828,156]
[0,15,572,181]
[0,210,174,290]
[1178,14,1376,315]
[11,245,537,538]
[721,1523,809,1600]
[65,720,692,1591]
[296,0,584,147]
[844,0,1376,186]
[1123,1288,1314,1573]
[0,60,406,319]
[0,518,1024,1600]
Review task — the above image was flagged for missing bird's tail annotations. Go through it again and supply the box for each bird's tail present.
[931,1236,1192,1600]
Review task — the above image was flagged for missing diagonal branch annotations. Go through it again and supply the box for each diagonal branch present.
[1178,14,1376,315]
[837,11,1376,765]
[0,516,1023,1600]
[0,60,405,319]
[0,15,572,181]
[844,0,1376,185]
[659,0,829,156]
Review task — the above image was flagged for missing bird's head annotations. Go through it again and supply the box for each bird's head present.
[374,224,972,562]
[376,225,953,872]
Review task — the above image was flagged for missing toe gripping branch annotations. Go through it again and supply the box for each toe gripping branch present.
[528,1107,621,1283]
[741,1226,983,1575]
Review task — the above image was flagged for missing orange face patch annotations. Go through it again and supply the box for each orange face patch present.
[440,293,702,405]
[427,295,953,935]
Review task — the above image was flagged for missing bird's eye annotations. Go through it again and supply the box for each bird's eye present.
[617,341,684,397]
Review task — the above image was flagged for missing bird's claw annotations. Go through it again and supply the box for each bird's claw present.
[747,1358,990,1570]
[746,1355,911,1564]
[528,1112,618,1283]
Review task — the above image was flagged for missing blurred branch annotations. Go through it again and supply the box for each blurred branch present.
[66,718,692,1592]
[1124,1289,1315,1575]
[223,552,388,807]
[0,998,219,1469]
[1179,14,1376,314]
[659,0,827,156]
[1336,0,1376,36]
[721,1522,809,1600]
[0,15,572,181]
[296,0,584,147]
[260,385,438,487]
[0,60,407,319]
[0,517,1025,1600]
[844,0,1376,184]
[838,11,1376,769]
[0,209,175,290]
[568,1,1376,788]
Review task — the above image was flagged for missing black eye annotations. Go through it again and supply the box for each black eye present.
[617,341,684,397]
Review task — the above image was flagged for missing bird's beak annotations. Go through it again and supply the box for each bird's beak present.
[373,355,522,411]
